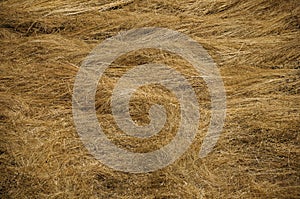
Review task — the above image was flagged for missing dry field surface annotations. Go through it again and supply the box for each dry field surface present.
[0,0,299,198]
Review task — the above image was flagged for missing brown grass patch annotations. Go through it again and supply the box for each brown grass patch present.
[0,0,299,198]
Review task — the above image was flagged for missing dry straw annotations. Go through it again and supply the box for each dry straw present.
[0,0,299,198]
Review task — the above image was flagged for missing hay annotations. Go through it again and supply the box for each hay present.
[0,0,299,198]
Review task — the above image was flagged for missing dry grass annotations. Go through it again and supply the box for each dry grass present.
[0,0,299,198]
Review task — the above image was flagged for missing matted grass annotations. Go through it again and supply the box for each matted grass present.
[0,0,299,198]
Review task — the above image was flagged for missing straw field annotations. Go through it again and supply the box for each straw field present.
[0,0,299,198]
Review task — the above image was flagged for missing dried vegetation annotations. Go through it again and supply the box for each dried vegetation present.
[0,0,299,198]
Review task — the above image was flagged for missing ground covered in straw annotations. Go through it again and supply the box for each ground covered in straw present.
[0,0,299,198]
